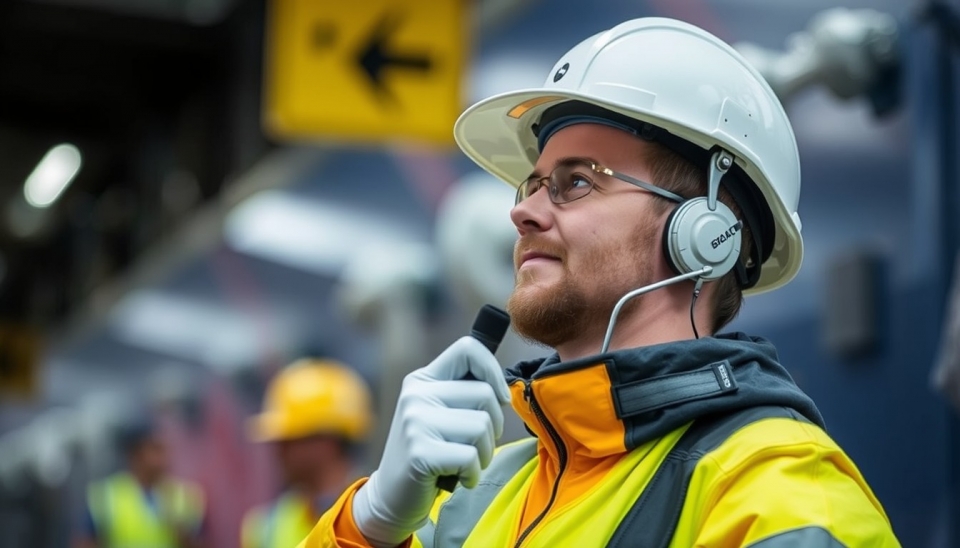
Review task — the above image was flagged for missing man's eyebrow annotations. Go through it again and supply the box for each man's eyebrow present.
[525,156,599,180]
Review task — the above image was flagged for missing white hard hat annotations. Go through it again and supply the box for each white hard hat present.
[454,17,803,294]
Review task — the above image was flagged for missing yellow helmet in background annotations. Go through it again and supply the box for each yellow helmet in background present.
[248,359,373,443]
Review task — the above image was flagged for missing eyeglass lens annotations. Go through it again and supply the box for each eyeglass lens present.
[516,163,595,205]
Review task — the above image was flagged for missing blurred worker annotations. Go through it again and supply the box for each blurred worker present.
[242,359,373,548]
[75,419,206,548]
[301,16,901,548]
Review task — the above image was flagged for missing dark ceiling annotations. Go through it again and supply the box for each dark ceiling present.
[0,0,268,326]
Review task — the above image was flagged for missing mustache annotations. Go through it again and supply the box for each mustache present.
[514,237,566,267]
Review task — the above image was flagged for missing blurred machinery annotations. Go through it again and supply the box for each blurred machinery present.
[735,7,901,116]
[0,392,125,495]
[434,172,517,313]
[0,365,203,495]
[0,364,210,547]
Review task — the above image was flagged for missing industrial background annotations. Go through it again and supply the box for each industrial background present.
[0,0,957,546]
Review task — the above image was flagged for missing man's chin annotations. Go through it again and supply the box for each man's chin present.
[508,286,578,348]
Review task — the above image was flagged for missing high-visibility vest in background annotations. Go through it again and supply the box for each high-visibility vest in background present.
[87,472,205,548]
[241,492,315,548]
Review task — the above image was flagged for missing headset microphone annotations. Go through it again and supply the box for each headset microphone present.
[600,267,713,354]
[437,305,511,492]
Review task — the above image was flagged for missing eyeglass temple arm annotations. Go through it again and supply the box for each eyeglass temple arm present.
[598,167,684,203]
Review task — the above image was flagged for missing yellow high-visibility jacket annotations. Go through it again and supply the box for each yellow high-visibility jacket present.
[87,472,205,548]
[242,492,316,548]
[301,333,900,547]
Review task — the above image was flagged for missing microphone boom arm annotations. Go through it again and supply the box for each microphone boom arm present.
[600,267,713,354]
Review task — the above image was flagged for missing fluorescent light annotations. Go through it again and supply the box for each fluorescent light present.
[24,144,82,208]
[224,190,417,275]
[108,290,296,373]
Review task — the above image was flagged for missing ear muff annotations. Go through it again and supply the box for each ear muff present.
[662,197,742,281]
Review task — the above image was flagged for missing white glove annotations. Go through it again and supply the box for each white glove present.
[352,336,512,547]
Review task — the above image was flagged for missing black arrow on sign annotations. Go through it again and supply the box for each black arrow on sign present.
[356,12,433,104]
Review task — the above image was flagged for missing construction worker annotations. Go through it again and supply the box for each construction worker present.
[242,359,373,548]
[300,17,900,547]
[75,419,206,548]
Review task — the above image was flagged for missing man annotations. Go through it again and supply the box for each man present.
[242,358,373,548]
[76,419,206,548]
[300,17,900,547]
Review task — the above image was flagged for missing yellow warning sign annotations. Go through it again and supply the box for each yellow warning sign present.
[263,0,467,146]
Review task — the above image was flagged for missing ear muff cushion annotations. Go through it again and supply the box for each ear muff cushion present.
[662,203,684,276]
[664,198,742,280]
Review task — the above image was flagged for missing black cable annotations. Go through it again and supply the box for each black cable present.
[690,278,705,339]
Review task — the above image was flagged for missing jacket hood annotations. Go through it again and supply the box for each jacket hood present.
[504,332,823,452]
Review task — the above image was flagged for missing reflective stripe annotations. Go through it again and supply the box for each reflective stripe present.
[746,526,846,548]
[607,406,805,548]
[429,438,539,548]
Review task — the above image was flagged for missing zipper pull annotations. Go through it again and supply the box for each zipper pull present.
[523,381,533,402]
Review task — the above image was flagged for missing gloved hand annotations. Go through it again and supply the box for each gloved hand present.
[352,336,512,547]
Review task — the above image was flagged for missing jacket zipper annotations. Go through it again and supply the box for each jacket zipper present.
[514,380,568,548]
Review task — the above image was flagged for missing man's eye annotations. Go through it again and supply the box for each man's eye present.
[570,176,591,189]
